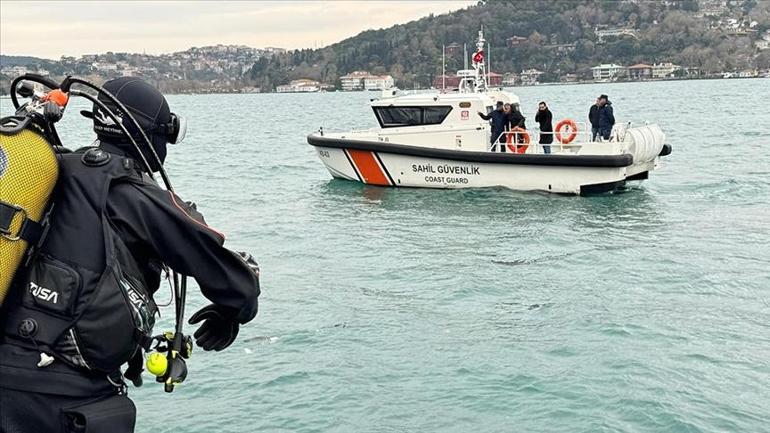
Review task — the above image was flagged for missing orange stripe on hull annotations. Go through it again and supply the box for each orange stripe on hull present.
[347,150,390,185]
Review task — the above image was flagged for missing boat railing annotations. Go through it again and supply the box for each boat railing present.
[490,122,604,154]
[314,126,381,138]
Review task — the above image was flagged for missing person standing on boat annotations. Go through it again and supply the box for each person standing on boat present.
[507,103,527,145]
[507,103,526,130]
[597,94,615,140]
[478,101,507,151]
[534,101,553,154]
[589,96,601,141]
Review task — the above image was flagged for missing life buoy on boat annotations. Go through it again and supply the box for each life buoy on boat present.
[554,119,578,144]
[506,127,530,154]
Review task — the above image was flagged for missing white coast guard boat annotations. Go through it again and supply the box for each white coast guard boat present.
[307,31,671,195]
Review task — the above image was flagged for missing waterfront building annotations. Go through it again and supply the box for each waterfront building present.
[520,68,543,86]
[628,63,653,80]
[651,62,681,79]
[276,79,321,93]
[591,63,628,80]
[363,75,395,90]
[340,71,370,91]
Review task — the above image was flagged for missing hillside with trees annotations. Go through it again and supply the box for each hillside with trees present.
[249,0,770,89]
[2,0,768,94]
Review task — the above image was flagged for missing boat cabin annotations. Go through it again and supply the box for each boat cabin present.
[367,90,520,151]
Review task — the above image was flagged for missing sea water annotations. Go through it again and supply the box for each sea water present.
[2,79,769,432]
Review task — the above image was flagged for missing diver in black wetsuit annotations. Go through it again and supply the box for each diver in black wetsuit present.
[0,77,261,433]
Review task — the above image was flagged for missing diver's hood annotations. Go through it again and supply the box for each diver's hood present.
[80,77,171,171]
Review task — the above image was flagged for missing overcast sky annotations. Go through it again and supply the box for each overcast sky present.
[1,1,476,59]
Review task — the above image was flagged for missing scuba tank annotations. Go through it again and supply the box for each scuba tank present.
[1,74,191,393]
[0,87,67,305]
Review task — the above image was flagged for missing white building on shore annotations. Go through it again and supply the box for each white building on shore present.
[591,63,627,80]
[340,71,369,91]
[363,75,394,90]
[651,62,681,78]
[520,68,544,86]
[276,79,321,93]
[340,71,394,91]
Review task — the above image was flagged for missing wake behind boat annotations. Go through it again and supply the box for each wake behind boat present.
[308,30,672,195]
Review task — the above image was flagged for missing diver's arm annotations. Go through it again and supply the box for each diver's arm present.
[107,182,260,324]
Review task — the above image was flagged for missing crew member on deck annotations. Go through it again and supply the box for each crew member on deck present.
[478,101,507,151]
[535,101,553,154]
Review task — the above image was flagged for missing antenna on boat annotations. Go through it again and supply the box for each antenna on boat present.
[472,27,487,93]
[442,44,446,92]
[488,41,491,89]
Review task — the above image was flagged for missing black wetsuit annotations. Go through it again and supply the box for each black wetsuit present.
[0,143,260,433]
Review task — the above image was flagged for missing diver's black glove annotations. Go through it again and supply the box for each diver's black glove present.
[188,304,239,351]
[237,251,260,278]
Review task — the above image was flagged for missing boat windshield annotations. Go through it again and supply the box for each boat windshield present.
[373,106,453,128]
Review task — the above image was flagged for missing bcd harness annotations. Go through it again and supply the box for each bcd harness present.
[3,149,158,377]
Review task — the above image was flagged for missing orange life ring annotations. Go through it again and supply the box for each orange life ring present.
[506,127,530,154]
[554,119,578,144]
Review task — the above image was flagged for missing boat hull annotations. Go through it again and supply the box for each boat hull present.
[309,136,659,195]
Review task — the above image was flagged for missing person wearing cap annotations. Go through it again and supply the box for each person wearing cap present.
[478,101,508,151]
[597,94,615,140]
[0,77,261,433]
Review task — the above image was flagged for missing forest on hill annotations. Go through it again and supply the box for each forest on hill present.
[249,0,770,89]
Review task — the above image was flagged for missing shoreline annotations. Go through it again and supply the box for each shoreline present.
[0,76,765,98]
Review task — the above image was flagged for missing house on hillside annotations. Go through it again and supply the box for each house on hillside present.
[506,36,528,47]
[445,42,462,56]
[265,47,287,54]
[591,64,627,81]
[432,72,502,90]
[542,43,576,54]
[594,27,638,43]
[628,63,653,80]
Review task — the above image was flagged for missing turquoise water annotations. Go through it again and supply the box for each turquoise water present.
[3,79,770,432]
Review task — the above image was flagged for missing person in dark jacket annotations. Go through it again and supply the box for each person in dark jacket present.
[505,103,527,146]
[0,77,261,433]
[534,101,553,154]
[507,103,526,130]
[597,94,615,140]
[478,101,507,151]
[588,96,601,141]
